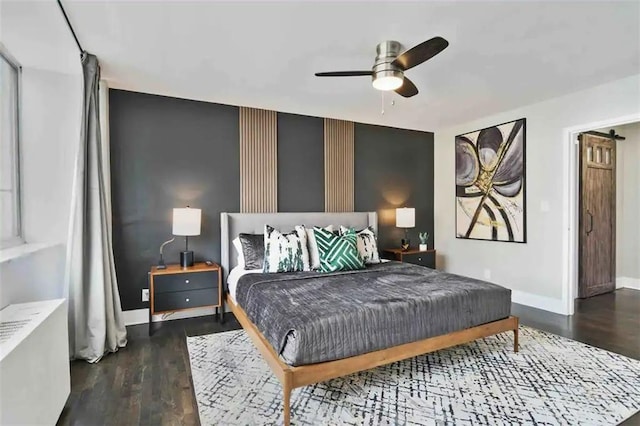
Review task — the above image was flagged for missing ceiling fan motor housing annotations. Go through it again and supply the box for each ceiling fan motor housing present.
[372,40,404,83]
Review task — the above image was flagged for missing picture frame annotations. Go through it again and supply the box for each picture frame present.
[455,118,527,243]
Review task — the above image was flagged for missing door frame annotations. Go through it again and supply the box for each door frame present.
[562,113,640,315]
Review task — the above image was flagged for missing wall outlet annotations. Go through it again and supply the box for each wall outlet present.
[142,289,149,302]
[483,269,491,280]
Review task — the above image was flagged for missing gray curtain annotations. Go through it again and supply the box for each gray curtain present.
[64,53,127,363]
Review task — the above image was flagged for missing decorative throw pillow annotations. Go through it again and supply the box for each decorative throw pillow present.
[340,226,381,265]
[238,233,264,270]
[232,237,245,268]
[263,225,310,273]
[306,225,334,270]
[314,227,365,273]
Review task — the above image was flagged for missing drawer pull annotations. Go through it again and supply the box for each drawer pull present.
[185,298,190,302]
[185,279,190,284]
[418,257,422,261]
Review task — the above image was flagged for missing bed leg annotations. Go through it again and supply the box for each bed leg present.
[283,373,292,426]
[513,318,519,353]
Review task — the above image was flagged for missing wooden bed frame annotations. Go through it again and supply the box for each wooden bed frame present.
[227,294,519,426]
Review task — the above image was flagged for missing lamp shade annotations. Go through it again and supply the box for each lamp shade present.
[396,207,415,228]
[172,207,201,236]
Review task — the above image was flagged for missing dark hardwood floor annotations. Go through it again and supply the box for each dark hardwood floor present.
[57,289,640,426]
[512,288,640,361]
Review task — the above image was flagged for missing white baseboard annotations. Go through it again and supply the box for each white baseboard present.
[123,291,571,325]
[616,276,640,290]
[122,306,226,326]
[511,290,568,315]
[121,279,637,326]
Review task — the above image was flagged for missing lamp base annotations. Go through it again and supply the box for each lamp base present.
[401,239,410,251]
[180,251,194,268]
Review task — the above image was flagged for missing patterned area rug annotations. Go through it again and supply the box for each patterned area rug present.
[186,327,640,425]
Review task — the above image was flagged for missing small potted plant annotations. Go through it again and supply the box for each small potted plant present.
[419,232,429,251]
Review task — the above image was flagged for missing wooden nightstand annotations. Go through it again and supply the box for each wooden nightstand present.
[383,248,436,269]
[148,262,223,335]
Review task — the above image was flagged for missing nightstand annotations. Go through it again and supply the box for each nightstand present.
[383,248,436,269]
[148,262,223,335]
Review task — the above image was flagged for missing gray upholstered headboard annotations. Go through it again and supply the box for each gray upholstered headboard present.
[220,211,377,281]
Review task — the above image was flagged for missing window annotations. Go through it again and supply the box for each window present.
[0,49,21,248]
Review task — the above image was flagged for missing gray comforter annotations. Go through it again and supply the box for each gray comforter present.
[235,261,511,366]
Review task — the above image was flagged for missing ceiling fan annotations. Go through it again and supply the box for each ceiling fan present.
[315,37,449,98]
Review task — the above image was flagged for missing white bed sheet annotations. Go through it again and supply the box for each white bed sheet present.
[227,266,262,304]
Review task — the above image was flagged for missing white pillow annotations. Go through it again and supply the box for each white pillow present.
[340,225,380,264]
[232,237,245,268]
[306,225,334,270]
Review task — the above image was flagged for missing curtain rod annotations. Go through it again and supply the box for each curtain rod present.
[581,130,626,141]
[56,0,84,55]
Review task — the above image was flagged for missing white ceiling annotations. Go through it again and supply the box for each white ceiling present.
[1,0,81,75]
[3,1,640,131]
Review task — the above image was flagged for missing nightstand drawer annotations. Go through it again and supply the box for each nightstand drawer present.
[403,252,435,268]
[154,288,219,312]
[153,271,217,293]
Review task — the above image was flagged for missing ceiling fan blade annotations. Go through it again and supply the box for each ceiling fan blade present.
[315,71,373,77]
[395,77,418,98]
[392,36,449,71]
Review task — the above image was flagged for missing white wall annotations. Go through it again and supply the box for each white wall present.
[0,0,82,308]
[0,67,81,308]
[0,244,66,307]
[434,74,640,314]
[20,67,80,245]
[605,122,640,283]
[0,67,81,309]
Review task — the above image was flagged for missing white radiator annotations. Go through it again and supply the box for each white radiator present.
[0,299,70,425]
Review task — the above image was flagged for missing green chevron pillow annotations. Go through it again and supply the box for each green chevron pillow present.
[313,226,365,273]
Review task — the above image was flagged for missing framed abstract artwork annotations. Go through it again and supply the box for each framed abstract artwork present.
[455,118,526,243]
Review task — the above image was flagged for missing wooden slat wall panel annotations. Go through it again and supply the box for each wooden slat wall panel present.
[324,119,354,212]
[239,107,278,213]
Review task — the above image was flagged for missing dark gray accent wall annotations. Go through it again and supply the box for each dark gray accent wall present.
[277,113,324,211]
[110,89,240,310]
[110,89,434,312]
[354,123,434,251]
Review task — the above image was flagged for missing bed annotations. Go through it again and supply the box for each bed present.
[221,212,519,425]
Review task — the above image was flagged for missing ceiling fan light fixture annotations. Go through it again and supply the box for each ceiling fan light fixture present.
[315,37,449,98]
[372,74,403,91]
[372,70,404,91]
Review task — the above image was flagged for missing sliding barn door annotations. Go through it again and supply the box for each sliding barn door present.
[578,134,616,298]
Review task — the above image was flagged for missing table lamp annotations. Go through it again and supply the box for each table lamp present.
[396,207,415,251]
[173,206,201,267]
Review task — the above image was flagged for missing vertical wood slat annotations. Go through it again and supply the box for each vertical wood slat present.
[239,107,277,213]
[324,119,354,212]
